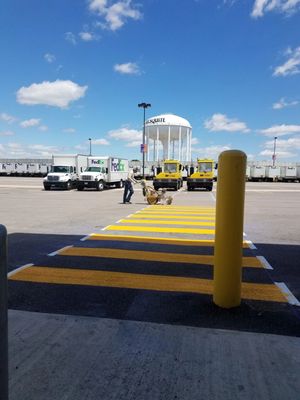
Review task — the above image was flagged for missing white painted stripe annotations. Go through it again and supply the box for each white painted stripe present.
[116,219,122,223]
[210,192,216,202]
[102,225,111,231]
[275,282,300,306]
[80,235,91,242]
[256,256,273,270]
[245,189,300,192]
[245,240,257,250]
[8,263,33,278]
[48,245,73,257]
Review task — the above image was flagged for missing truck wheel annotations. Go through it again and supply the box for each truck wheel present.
[66,181,72,190]
[116,180,123,189]
[207,184,213,191]
[77,185,84,191]
[44,185,50,191]
[187,185,191,191]
[96,180,104,191]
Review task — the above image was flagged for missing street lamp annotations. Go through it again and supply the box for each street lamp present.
[138,102,151,179]
[88,138,92,156]
[272,136,277,167]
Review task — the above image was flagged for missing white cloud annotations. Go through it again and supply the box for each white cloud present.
[65,32,77,45]
[0,130,14,136]
[0,143,61,157]
[273,46,300,76]
[44,53,56,63]
[88,0,142,31]
[114,62,140,75]
[92,138,110,145]
[125,140,141,148]
[259,124,300,137]
[108,127,141,142]
[79,31,99,41]
[20,118,41,128]
[191,137,199,145]
[191,144,231,160]
[204,113,250,132]
[251,0,300,18]
[63,128,76,133]
[0,112,17,124]
[28,144,59,153]
[38,125,48,132]
[17,80,88,108]
[272,97,299,109]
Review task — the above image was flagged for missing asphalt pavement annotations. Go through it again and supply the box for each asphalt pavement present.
[1,177,300,399]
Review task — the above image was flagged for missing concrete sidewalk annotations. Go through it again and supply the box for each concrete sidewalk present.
[9,310,300,400]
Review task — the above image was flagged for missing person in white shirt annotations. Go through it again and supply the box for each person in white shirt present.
[123,173,138,204]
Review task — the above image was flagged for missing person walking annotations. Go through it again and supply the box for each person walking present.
[123,172,138,204]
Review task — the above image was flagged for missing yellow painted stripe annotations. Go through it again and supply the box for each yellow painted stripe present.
[131,214,216,220]
[147,206,215,210]
[105,225,215,235]
[120,219,215,227]
[59,247,262,268]
[137,211,216,216]
[88,234,250,248]
[9,266,287,302]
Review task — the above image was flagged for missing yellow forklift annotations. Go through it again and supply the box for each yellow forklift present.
[187,159,214,191]
[153,159,183,191]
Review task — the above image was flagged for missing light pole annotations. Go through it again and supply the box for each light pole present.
[89,138,92,156]
[272,136,277,167]
[138,102,151,179]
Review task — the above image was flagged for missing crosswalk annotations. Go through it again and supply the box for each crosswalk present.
[9,205,297,310]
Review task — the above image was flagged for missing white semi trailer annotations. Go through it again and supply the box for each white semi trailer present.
[265,166,280,182]
[279,166,298,182]
[77,156,128,191]
[43,154,88,190]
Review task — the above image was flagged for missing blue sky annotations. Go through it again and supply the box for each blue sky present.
[0,0,300,162]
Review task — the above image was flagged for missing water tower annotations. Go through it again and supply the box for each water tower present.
[144,114,192,164]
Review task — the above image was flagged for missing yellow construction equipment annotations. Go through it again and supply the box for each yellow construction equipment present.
[153,160,183,191]
[187,159,214,191]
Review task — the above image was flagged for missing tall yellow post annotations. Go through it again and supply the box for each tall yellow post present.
[213,150,247,308]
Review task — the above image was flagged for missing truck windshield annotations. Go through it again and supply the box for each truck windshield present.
[51,166,70,173]
[164,163,177,173]
[86,167,102,172]
[198,163,212,172]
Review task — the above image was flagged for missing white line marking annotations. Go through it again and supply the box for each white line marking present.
[102,225,111,231]
[256,256,273,270]
[210,192,216,202]
[116,219,122,223]
[48,245,73,257]
[8,263,33,278]
[275,282,300,306]
[245,240,257,250]
[80,235,91,242]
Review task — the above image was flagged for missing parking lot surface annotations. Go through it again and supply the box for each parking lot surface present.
[1,177,300,399]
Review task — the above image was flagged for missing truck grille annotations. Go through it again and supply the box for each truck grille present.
[48,175,59,181]
[81,175,92,181]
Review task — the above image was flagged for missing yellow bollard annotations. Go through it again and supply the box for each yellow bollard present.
[213,150,247,308]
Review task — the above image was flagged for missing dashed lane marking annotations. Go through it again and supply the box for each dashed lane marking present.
[9,266,287,303]
[58,246,263,268]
